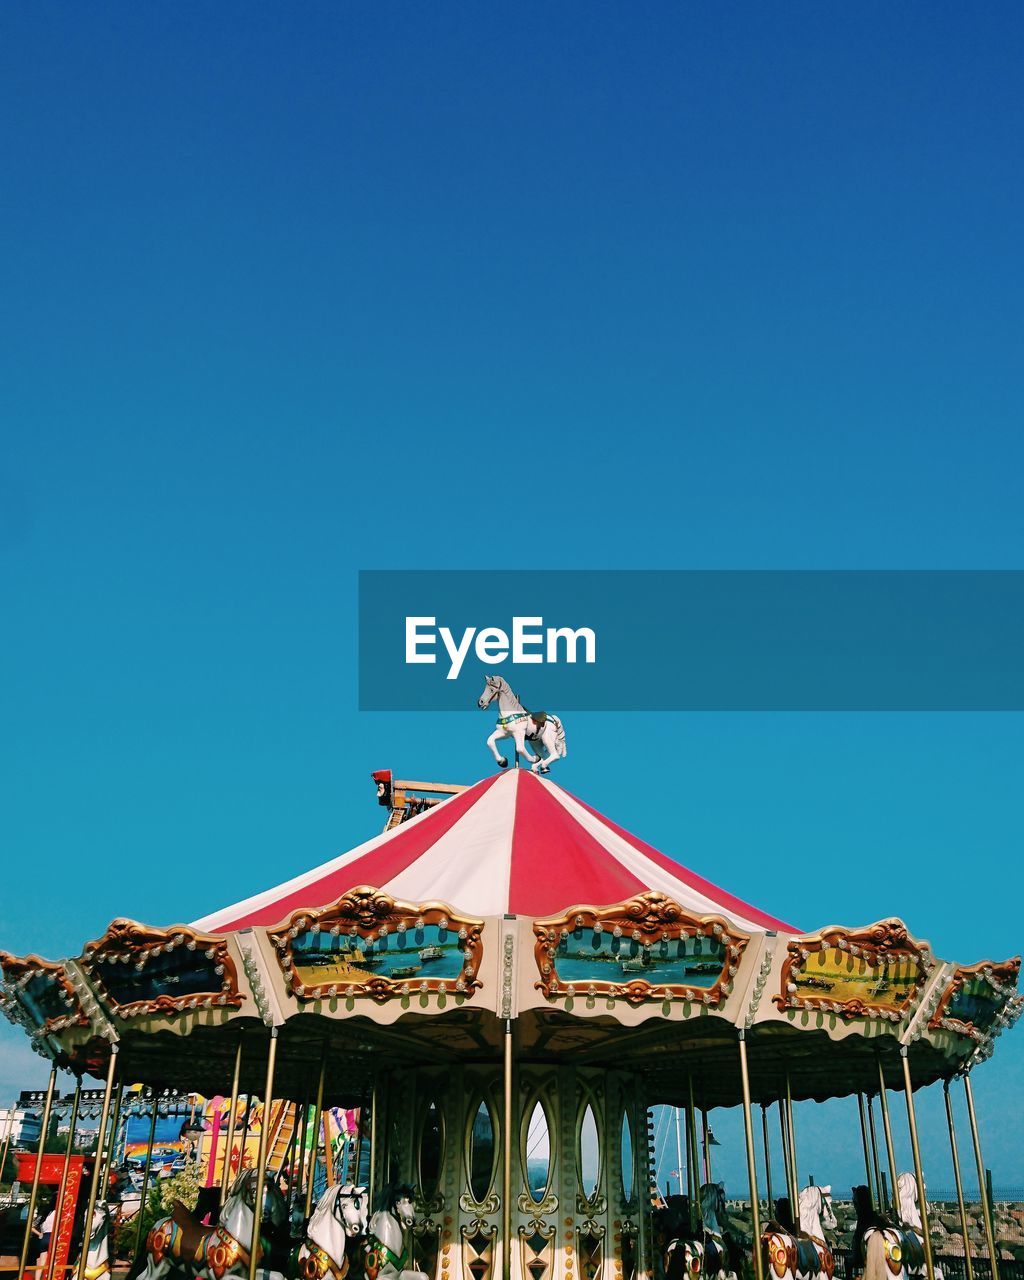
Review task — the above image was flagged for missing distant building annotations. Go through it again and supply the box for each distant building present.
[0,1106,42,1148]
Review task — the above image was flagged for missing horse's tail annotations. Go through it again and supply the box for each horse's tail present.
[549,715,567,756]
[863,1232,890,1280]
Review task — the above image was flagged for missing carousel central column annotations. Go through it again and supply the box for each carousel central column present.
[502,1020,513,1280]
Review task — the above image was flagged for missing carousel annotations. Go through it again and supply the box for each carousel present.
[2,743,1021,1280]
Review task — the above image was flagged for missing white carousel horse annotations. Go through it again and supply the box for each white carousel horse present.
[295,1184,368,1280]
[136,1169,288,1280]
[763,1185,836,1280]
[364,1184,428,1280]
[477,676,567,774]
[894,1173,943,1280]
[79,1203,112,1280]
[698,1183,739,1280]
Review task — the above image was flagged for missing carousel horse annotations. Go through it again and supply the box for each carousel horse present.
[79,1203,112,1280]
[762,1186,836,1280]
[894,1173,943,1280]
[364,1184,428,1280]
[698,1183,742,1280]
[852,1185,904,1280]
[661,1195,704,1280]
[295,1184,369,1280]
[477,677,567,774]
[134,1169,288,1280]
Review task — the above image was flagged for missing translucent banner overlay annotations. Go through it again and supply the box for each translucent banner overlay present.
[358,570,1024,711]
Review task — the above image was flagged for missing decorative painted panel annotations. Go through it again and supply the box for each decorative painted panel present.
[773,918,932,1022]
[929,957,1021,1041]
[533,893,748,1007]
[79,919,242,1018]
[268,887,483,1003]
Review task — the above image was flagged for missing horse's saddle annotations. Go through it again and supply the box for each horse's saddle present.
[170,1200,212,1259]
[526,711,547,738]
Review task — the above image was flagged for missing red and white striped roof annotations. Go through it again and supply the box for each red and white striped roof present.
[192,770,792,934]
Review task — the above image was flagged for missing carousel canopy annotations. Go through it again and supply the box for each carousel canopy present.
[191,769,792,934]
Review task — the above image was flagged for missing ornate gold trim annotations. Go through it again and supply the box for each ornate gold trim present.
[267,887,484,1004]
[0,951,87,1034]
[79,918,243,1018]
[928,957,1021,1041]
[532,892,749,1007]
[772,918,928,1022]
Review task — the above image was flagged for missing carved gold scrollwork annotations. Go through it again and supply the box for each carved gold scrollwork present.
[517,1189,558,1215]
[458,1190,500,1214]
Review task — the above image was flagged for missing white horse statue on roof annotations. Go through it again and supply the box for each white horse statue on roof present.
[477,676,567,773]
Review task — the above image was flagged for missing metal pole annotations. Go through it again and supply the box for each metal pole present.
[687,1078,701,1216]
[857,1093,876,1207]
[248,1028,279,1280]
[701,1110,712,1184]
[368,1086,378,1211]
[876,1064,900,1219]
[761,1105,773,1216]
[502,1020,513,1280]
[76,1045,118,1280]
[672,1108,684,1199]
[304,1045,328,1219]
[784,1075,800,1205]
[738,1034,764,1280]
[133,1093,160,1259]
[221,1041,244,1201]
[0,1100,18,1188]
[963,1074,999,1280]
[944,1083,975,1280]
[18,1064,58,1280]
[867,1095,885,1211]
[778,1096,793,1211]
[900,1050,935,1280]
[47,1078,83,1280]
[683,1097,696,1229]
[96,1083,124,1194]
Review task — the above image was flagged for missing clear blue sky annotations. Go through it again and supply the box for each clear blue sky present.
[1,4,1022,1197]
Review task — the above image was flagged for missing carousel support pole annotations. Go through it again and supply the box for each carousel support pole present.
[899,1049,935,1280]
[248,1028,279,1280]
[76,1045,118,1280]
[963,1073,999,1280]
[18,1062,57,1280]
[760,1105,773,1215]
[867,1096,885,1212]
[778,1096,794,1212]
[97,1083,124,1193]
[133,1092,161,1259]
[368,1085,378,1210]
[737,1033,764,1280]
[857,1094,876,1208]
[876,1062,900,1219]
[221,1040,244,1201]
[297,1094,311,1208]
[784,1074,800,1206]
[47,1076,83,1280]
[943,1082,975,1280]
[502,1020,513,1280]
[687,1078,701,1214]
[304,1045,328,1219]
[701,1110,712,1184]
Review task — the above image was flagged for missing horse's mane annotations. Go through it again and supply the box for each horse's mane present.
[374,1181,415,1214]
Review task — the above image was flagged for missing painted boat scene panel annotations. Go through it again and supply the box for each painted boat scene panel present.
[291,923,467,986]
[944,976,1006,1034]
[552,927,727,987]
[792,945,921,1011]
